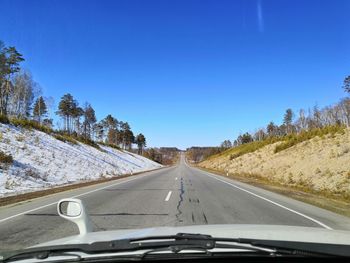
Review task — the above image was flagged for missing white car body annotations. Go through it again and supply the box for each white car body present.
[37,224,350,247]
[3,199,348,262]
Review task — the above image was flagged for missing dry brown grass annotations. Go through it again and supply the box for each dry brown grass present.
[0,150,13,166]
[199,128,350,204]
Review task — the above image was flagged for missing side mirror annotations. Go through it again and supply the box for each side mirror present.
[57,198,93,235]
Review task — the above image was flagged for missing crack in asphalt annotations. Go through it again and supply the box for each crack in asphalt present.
[175,177,184,222]
[202,212,208,224]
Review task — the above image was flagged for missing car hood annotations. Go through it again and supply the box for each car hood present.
[35,224,350,247]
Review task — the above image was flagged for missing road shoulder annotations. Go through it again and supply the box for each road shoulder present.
[191,164,350,230]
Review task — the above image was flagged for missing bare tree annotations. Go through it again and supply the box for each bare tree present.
[297,109,307,131]
[253,129,266,141]
[338,98,350,127]
[313,105,322,128]
[8,71,39,118]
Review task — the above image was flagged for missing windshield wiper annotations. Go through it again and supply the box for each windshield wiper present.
[1,233,209,262]
[1,233,213,262]
[136,234,350,259]
[1,233,349,262]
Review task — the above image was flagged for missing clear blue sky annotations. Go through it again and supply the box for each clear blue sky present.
[0,0,349,149]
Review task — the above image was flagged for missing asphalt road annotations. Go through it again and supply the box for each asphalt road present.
[1,154,350,251]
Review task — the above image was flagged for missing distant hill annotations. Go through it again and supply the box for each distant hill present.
[187,147,225,163]
[159,147,180,152]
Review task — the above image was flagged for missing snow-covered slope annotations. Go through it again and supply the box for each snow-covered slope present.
[0,123,162,197]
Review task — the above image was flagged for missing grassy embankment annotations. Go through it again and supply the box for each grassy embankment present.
[198,125,350,216]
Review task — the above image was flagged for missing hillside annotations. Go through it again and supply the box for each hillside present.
[0,123,162,197]
[199,128,350,199]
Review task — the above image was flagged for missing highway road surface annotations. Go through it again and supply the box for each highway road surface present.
[1,154,350,251]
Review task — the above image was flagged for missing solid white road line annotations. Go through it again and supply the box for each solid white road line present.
[202,172,332,230]
[0,174,152,224]
[165,191,172,202]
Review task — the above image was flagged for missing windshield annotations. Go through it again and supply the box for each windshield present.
[0,0,350,257]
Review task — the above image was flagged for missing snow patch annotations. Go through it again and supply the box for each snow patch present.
[0,124,162,197]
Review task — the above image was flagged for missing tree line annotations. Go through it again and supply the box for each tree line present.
[186,147,224,163]
[56,94,146,153]
[220,76,350,148]
[0,40,146,154]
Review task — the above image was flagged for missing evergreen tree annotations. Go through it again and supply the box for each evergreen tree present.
[266,121,277,137]
[241,132,253,144]
[33,96,47,123]
[56,93,78,133]
[135,133,146,154]
[220,140,232,149]
[278,124,287,136]
[0,43,24,116]
[82,103,96,139]
[72,106,84,134]
[119,122,131,149]
[42,118,53,128]
[101,114,118,142]
[283,108,294,134]
[343,75,350,94]
[124,129,135,150]
[93,123,104,142]
[107,128,118,144]
[103,114,118,130]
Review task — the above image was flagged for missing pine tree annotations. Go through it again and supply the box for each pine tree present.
[241,132,253,144]
[107,128,118,144]
[283,108,294,134]
[93,123,104,142]
[82,103,96,139]
[42,118,53,128]
[103,114,118,130]
[343,75,350,94]
[135,133,146,154]
[267,121,276,137]
[119,122,131,149]
[56,93,78,133]
[220,140,232,149]
[124,129,135,150]
[0,44,24,116]
[33,96,47,124]
[72,106,84,134]
[101,114,118,142]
